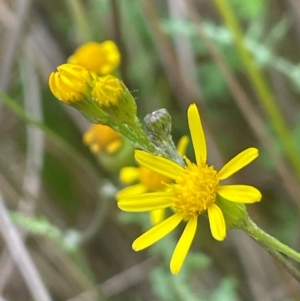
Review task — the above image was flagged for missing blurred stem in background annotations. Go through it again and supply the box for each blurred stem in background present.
[66,0,93,42]
[77,180,117,245]
[213,0,300,182]
[0,91,100,182]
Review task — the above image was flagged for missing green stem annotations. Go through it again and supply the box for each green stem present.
[257,241,300,282]
[112,119,157,153]
[213,0,300,181]
[165,135,185,166]
[243,218,300,263]
[116,122,185,165]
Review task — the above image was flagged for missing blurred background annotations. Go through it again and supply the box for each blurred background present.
[0,0,300,300]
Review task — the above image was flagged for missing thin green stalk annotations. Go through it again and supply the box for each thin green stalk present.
[112,120,157,153]
[112,117,184,165]
[243,218,300,264]
[257,240,300,282]
[213,0,300,181]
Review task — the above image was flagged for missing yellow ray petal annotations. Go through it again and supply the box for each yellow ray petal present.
[218,148,259,180]
[119,167,140,183]
[150,209,165,225]
[207,204,226,241]
[117,184,147,199]
[187,104,207,165]
[135,150,184,180]
[176,136,189,156]
[218,185,262,203]
[133,213,182,251]
[118,192,173,212]
[170,217,197,275]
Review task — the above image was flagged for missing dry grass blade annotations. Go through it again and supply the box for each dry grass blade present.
[0,44,45,291]
[140,0,190,108]
[167,0,202,98]
[0,193,52,301]
[0,0,33,92]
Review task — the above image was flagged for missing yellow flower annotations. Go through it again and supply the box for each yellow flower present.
[118,104,261,275]
[92,75,125,107]
[83,124,122,154]
[49,64,93,104]
[68,41,120,75]
[92,74,137,125]
[118,136,189,225]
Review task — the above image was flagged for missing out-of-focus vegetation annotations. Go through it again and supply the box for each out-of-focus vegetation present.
[0,0,300,300]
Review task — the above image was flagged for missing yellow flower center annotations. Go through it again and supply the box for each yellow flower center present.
[172,158,219,219]
[140,167,171,192]
[92,75,125,107]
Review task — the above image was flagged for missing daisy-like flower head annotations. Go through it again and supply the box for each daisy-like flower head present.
[118,136,189,225]
[49,63,94,104]
[83,124,122,154]
[68,41,120,75]
[118,104,262,275]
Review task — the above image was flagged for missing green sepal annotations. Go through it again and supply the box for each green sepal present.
[216,195,249,229]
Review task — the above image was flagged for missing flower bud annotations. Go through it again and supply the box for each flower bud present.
[144,109,171,139]
[92,75,137,125]
[49,64,93,104]
[49,63,109,124]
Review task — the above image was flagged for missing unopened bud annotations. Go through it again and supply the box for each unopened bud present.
[49,63,109,124]
[92,75,137,125]
[144,109,171,139]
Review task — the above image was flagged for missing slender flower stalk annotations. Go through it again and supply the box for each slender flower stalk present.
[243,218,300,263]
[118,104,261,274]
[240,216,300,282]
